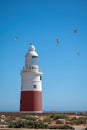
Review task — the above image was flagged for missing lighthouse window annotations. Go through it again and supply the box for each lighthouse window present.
[33,85,37,88]
[40,76,42,80]
[32,56,38,65]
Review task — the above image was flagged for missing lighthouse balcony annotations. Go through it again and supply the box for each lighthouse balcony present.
[21,66,41,73]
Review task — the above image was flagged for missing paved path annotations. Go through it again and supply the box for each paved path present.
[73,125,86,130]
[0,126,87,130]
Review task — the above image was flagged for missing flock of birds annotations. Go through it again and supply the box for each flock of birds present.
[56,29,80,56]
[14,29,80,56]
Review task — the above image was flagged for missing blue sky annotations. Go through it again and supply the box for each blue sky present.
[0,0,87,112]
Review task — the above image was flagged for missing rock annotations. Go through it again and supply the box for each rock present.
[56,119,66,124]
[15,117,19,121]
[34,115,39,119]
[75,116,80,119]
[20,119,27,121]
[0,119,4,123]
[0,124,8,128]
[1,115,6,119]
[39,117,43,121]
[66,120,72,124]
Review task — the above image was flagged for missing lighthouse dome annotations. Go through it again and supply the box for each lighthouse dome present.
[27,45,38,57]
[29,45,35,51]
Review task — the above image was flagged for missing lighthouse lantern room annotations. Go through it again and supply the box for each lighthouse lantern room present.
[20,45,43,113]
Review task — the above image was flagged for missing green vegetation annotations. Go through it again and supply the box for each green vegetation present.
[22,114,36,121]
[72,117,86,125]
[50,112,69,120]
[8,120,48,128]
[43,117,51,123]
[8,120,75,129]
[49,125,75,129]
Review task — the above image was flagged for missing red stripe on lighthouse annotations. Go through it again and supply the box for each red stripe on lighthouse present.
[20,91,42,112]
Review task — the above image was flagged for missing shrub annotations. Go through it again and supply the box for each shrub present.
[43,117,51,123]
[34,122,48,129]
[22,114,36,121]
[50,113,68,120]
[8,120,48,129]
[72,117,86,125]
[8,120,24,128]
[49,125,75,129]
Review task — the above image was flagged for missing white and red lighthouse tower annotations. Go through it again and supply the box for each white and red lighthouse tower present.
[20,44,43,113]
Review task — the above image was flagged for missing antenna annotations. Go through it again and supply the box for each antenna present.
[30,43,33,45]
[27,41,33,45]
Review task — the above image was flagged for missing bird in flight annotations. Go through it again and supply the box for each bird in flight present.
[14,36,19,40]
[56,38,59,46]
[73,29,77,33]
[77,51,80,56]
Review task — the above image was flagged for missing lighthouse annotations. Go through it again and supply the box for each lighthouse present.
[20,44,43,113]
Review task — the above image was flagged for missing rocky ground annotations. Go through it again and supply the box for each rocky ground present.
[0,112,87,130]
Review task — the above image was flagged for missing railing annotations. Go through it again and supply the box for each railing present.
[21,66,41,73]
